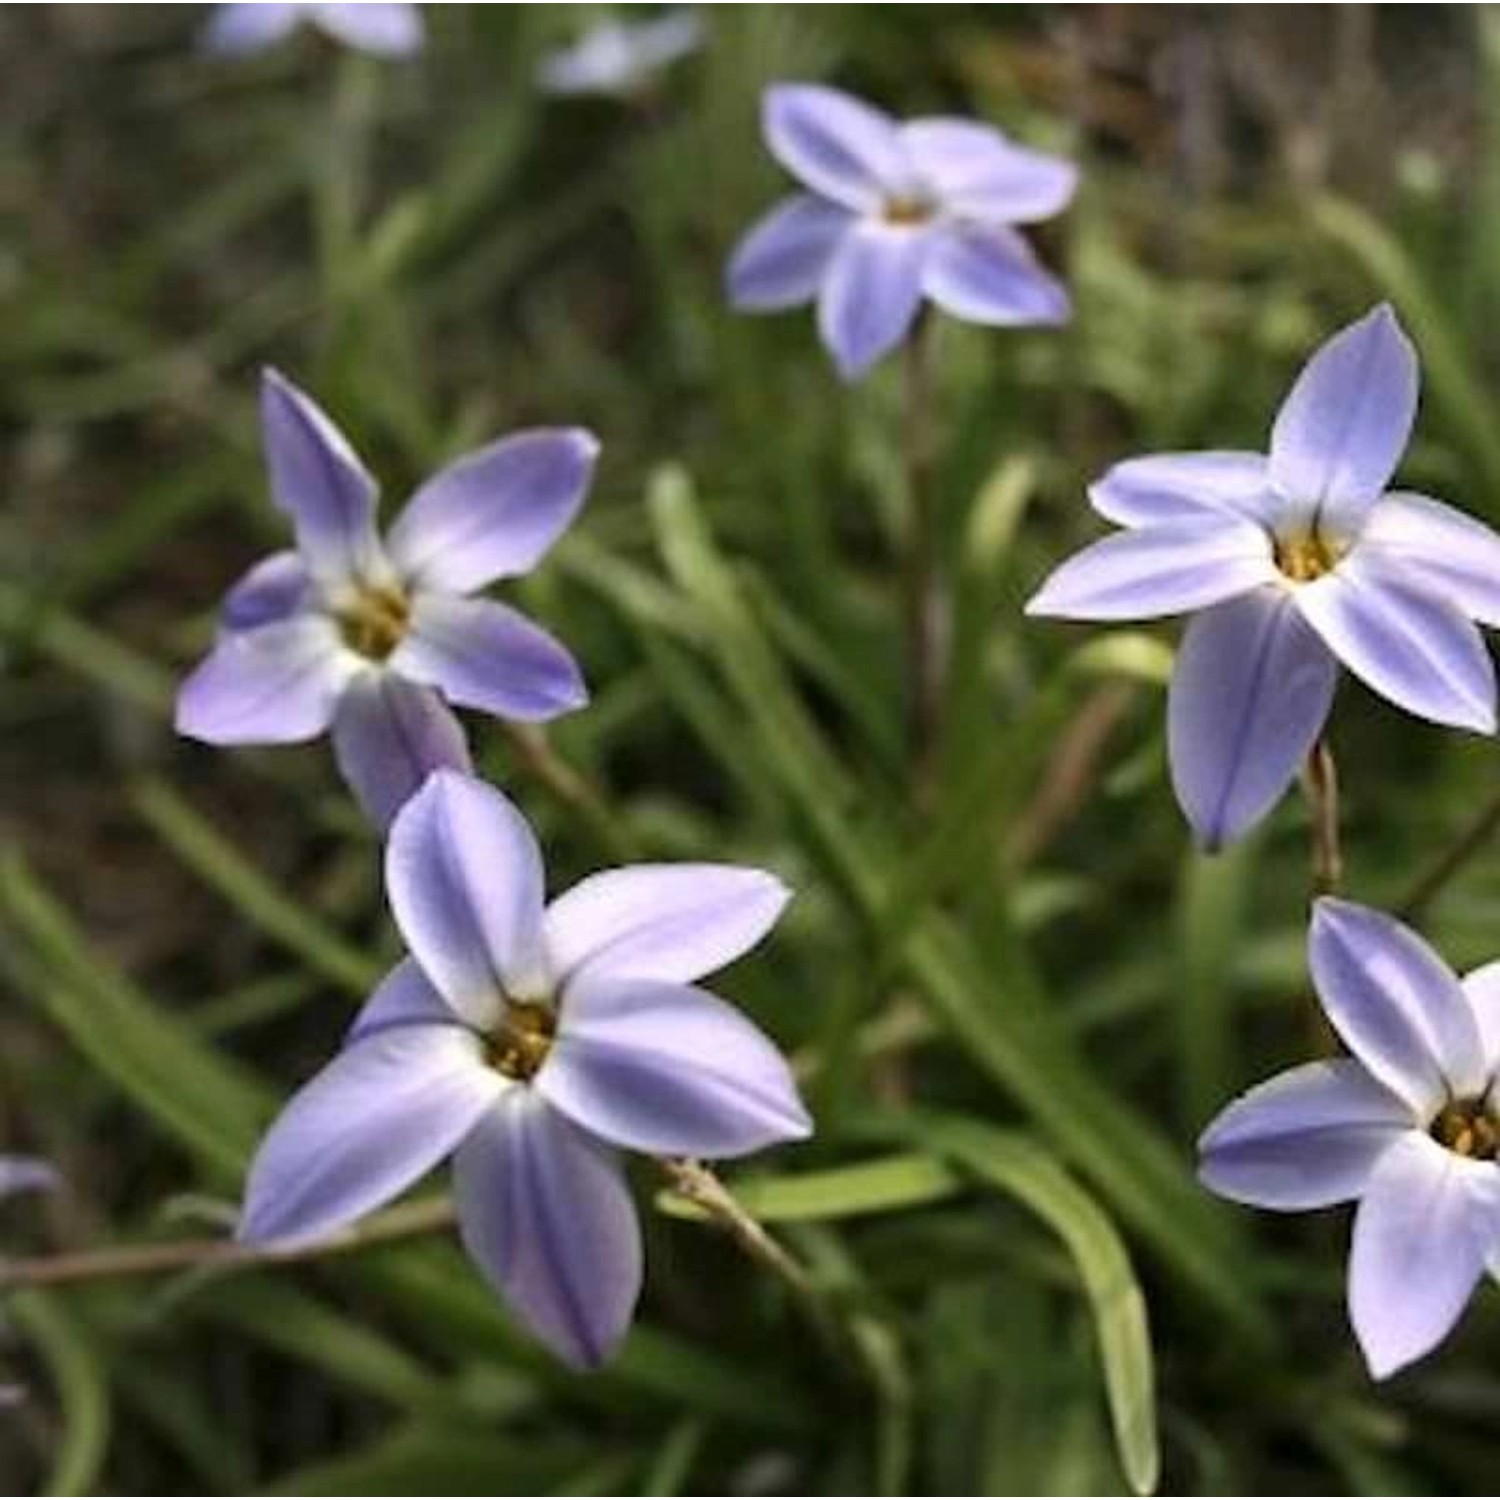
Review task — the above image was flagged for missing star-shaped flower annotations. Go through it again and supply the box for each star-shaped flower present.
[175,371,595,828]
[726,83,1076,380]
[537,10,701,99]
[1027,304,1500,848]
[239,770,811,1367]
[1200,898,1500,1378]
[202,3,424,58]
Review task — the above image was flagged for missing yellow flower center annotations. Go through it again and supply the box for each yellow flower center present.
[336,584,411,662]
[882,194,935,227]
[1432,1097,1499,1160]
[1273,529,1344,583]
[486,1002,556,1081]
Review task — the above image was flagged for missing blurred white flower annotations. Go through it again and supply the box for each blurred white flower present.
[538,11,701,98]
[202,3,424,60]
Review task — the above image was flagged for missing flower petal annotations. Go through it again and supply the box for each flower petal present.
[386,430,599,595]
[762,83,907,211]
[543,865,790,988]
[1168,587,1338,849]
[220,550,313,634]
[175,615,353,746]
[201,2,301,55]
[1268,304,1418,535]
[1294,554,1497,733]
[902,118,1077,223]
[1310,898,1486,1114]
[386,771,547,1024]
[0,1156,60,1202]
[392,593,588,724]
[1198,1059,1410,1210]
[311,2,424,56]
[454,1092,641,1370]
[1462,961,1500,1080]
[1360,492,1500,629]
[726,194,854,312]
[539,975,812,1157]
[345,958,457,1047]
[260,369,386,588]
[1348,1132,1500,1379]
[921,223,1069,327]
[1024,518,1276,622]
[238,1024,501,1244]
[817,221,927,380]
[1089,452,1279,530]
[331,670,472,831]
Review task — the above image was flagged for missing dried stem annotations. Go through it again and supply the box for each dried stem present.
[1397,782,1500,922]
[0,1196,454,1292]
[1300,737,1343,898]
[901,313,945,803]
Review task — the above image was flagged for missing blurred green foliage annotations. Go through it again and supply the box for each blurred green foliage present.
[4,4,1500,1494]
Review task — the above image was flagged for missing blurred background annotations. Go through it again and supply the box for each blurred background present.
[3,4,1500,1493]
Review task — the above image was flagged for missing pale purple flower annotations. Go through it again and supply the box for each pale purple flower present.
[1201,899,1500,1379]
[0,1157,58,1202]
[202,3,423,58]
[1027,305,1500,849]
[726,83,1076,380]
[176,371,595,828]
[238,770,810,1367]
[538,11,701,98]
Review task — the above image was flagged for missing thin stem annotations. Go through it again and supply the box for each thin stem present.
[0,1197,454,1292]
[502,723,634,863]
[1300,737,1343,898]
[900,313,944,801]
[1398,781,1500,921]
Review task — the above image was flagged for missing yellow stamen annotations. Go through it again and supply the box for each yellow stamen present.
[336,584,410,662]
[1273,530,1344,584]
[882,195,934,227]
[1432,1098,1499,1160]
[486,1002,556,1081]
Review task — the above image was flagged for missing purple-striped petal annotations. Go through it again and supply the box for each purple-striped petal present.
[220,550,313,634]
[238,1024,502,1244]
[902,118,1077,223]
[454,1093,641,1370]
[386,430,599,596]
[312,3,424,56]
[202,2,302,56]
[260,369,386,588]
[1198,1059,1409,1210]
[1310,898,1486,1115]
[1294,554,1497,732]
[1268,305,1418,536]
[332,670,472,831]
[1361,492,1500,628]
[1463,961,1500,1080]
[1168,587,1338,849]
[539,975,812,1157]
[543,865,790,988]
[921,223,1068,327]
[1025,518,1276,622]
[1089,452,1279,530]
[1348,1132,1500,1378]
[175,615,353,746]
[726,194,854,312]
[762,83,907,211]
[817,221,928,380]
[346,958,457,1047]
[386,771,546,1025]
[392,593,587,723]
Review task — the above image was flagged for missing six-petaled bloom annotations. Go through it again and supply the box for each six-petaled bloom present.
[1200,899,1500,1379]
[175,371,595,828]
[1027,304,1500,849]
[238,770,811,1368]
[727,83,1076,380]
[537,10,701,98]
[202,3,424,57]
